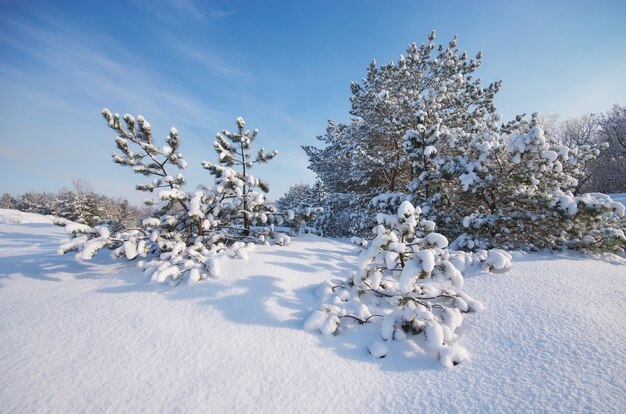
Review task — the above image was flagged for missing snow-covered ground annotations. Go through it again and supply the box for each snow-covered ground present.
[1,213,625,413]
[0,208,59,225]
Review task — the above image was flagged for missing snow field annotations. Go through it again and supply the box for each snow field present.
[0,220,625,412]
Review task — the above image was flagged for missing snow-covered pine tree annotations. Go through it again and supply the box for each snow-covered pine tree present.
[0,193,16,209]
[59,109,210,284]
[305,32,624,252]
[277,183,314,211]
[304,31,501,237]
[108,198,141,228]
[16,191,55,215]
[200,116,282,243]
[449,113,626,252]
[303,121,375,236]
[276,182,324,234]
[59,110,292,284]
[305,200,511,367]
[53,190,81,222]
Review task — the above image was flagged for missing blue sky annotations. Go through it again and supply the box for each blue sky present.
[1,0,625,204]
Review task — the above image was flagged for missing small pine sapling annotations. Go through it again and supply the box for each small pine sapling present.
[305,200,510,367]
[201,116,280,242]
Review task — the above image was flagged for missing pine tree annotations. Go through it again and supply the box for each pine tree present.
[449,113,625,252]
[276,182,324,233]
[16,192,52,214]
[201,116,278,240]
[304,32,625,252]
[304,31,501,236]
[59,110,293,285]
[53,191,80,222]
[0,193,16,209]
[305,200,510,367]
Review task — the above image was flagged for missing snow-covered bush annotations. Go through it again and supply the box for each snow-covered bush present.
[305,201,510,367]
[59,110,293,284]
[432,113,626,252]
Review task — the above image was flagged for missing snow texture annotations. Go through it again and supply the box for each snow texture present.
[486,249,512,270]
[0,209,59,224]
[1,215,625,413]
[368,341,389,359]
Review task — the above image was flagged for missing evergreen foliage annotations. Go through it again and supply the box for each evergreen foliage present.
[59,110,294,285]
[201,116,278,239]
[306,200,511,366]
[0,193,16,209]
[276,182,324,233]
[444,113,625,251]
[301,32,626,252]
[304,31,500,236]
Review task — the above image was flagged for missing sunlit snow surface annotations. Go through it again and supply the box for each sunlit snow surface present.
[0,210,625,413]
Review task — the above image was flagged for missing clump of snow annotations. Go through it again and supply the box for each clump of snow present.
[304,310,328,332]
[439,344,470,368]
[65,222,92,234]
[542,150,558,162]
[460,171,477,191]
[320,314,340,337]
[397,200,415,217]
[423,321,444,351]
[274,233,291,246]
[611,200,625,216]
[368,341,389,359]
[142,217,161,227]
[350,236,368,247]
[425,232,448,248]
[486,249,512,270]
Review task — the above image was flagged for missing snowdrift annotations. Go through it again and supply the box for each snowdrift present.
[0,211,624,412]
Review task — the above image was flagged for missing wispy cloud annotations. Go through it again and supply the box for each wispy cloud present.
[0,12,236,200]
[128,0,236,24]
[0,4,317,201]
[0,14,230,130]
[177,43,255,84]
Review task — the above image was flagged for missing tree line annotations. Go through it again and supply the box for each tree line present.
[1,179,144,227]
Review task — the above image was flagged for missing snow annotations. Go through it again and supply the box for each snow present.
[304,310,328,332]
[424,145,437,157]
[274,233,291,246]
[368,341,389,359]
[486,249,512,270]
[542,150,558,161]
[397,200,415,217]
[0,208,58,224]
[611,193,626,206]
[158,188,187,200]
[423,320,445,351]
[424,232,449,248]
[64,222,91,234]
[415,249,435,272]
[460,171,477,191]
[439,345,470,368]
[0,215,625,412]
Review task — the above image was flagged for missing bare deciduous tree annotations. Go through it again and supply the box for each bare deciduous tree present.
[596,105,626,193]
[555,106,626,194]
